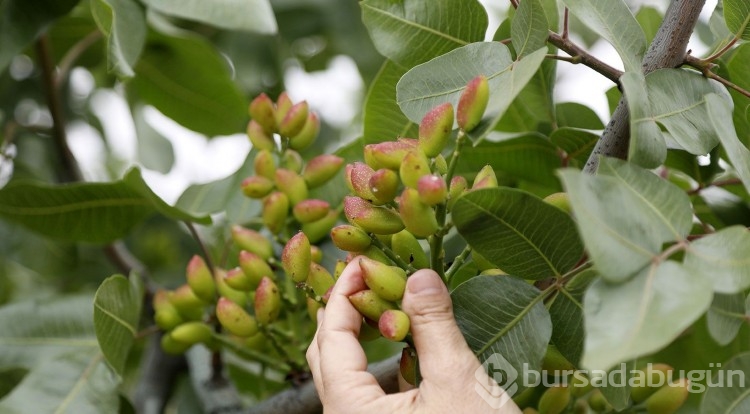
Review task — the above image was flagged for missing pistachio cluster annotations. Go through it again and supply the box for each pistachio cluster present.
[279,75,494,380]
[517,357,689,414]
[153,93,344,363]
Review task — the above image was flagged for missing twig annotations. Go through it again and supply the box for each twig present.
[562,7,569,39]
[546,32,623,85]
[686,177,743,195]
[370,235,418,274]
[186,221,216,273]
[35,35,82,183]
[583,0,707,173]
[704,36,739,62]
[56,30,102,91]
[444,245,472,284]
[704,71,750,99]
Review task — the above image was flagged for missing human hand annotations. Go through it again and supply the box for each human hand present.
[306,260,522,414]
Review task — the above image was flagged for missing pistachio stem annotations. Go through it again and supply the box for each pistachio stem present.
[370,235,418,274]
[445,245,473,284]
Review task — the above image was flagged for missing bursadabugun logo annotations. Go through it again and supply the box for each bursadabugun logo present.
[474,353,519,409]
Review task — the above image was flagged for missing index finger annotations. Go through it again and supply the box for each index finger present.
[317,258,385,399]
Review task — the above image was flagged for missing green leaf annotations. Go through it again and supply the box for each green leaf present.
[452,276,552,380]
[94,274,143,376]
[0,168,209,243]
[511,0,549,58]
[496,59,557,133]
[397,42,547,141]
[707,93,750,196]
[362,61,417,144]
[127,21,247,137]
[561,0,646,72]
[684,226,750,294]
[706,293,746,346]
[725,0,750,41]
[121,169,209,224]
[452,188,583,280]
[549,127,599,167]
[582,261,712,370]
[0,178,154,243]
[0,296,97,370]
[134,108,174,174]
[555,102,604,130]
[455,134,562,188]
[624,69,732,168]
[143,0,277,34]
[558,158,692,283]
[360,0,488,68]
[176,154,254,218]
[547,269,595,366]
[91,0,146,78]
[0,0,80,74]
[0,351,119,413]
[700,352,750,413]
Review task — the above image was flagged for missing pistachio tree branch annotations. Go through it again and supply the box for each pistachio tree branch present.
[546,32,624,84]
[583,0,707,173]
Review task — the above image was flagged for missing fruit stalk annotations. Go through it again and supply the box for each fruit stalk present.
[369,234,417,274]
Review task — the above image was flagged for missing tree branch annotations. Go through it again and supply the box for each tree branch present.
[547,32,623,84]
[583,0,707,173]
[135,333,188,414]
[35,34,82,183]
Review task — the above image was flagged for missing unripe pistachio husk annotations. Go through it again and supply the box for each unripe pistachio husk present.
[289,112,319,151]
[282,232,312,283]
[153,290,184,330]
[417,174,447,206]
[542,192,572,214]
[333,260,347,279]
[346,162,377,201]
[369,168,400,205]
[254,276,282,325]
[249,93,276,134]
[359,256,407,302]
[214,268,250,306]
[301,210,339,244]
[399,149,431,188]
[239,250,274,289]
[308,262,335,299]
[281,149,304,173]
[364,138,419,170]
[434,154,448,175]
[645,378,689,414]
[378,309,410,341]
[224,266,254,291]
[241,175,274,199]
[331,224,371,252]
[293,199,330,223]
[262,191,289,234]
[631,363,675,403]
[303,154,344,188]
[311,245,323,263]
[307,297,323,323]
[216,297,259,337]
[471,164,498,190]
[419,102,454,157]
[170,321,213,345]
[169,284,206,321]
[230,225,274,260]
[274,92,293,126]
[274,168,308,206]
[186,255,216,302]
[253,149,276,180]
[278,101,309,138]
[398,188,439,238]
[400,346,418,385]
[447,175,468,210]
[348,289,397,321]
[537,384,570,414]
[247,120,276,151]
[391,229,429,269]
[344,196,404,235]
[457,75,489,132]
[161,333,191,355]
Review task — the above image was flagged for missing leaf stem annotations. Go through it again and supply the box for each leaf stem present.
[370,235,418,274]
[704,36,739,62]
[431,131,468,280]
[445,245,472,284]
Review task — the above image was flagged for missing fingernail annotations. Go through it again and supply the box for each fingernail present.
[407,270,444,295]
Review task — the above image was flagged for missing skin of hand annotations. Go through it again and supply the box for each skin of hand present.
[306,259,522,414]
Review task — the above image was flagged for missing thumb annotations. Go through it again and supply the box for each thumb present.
[400,269,480,384]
